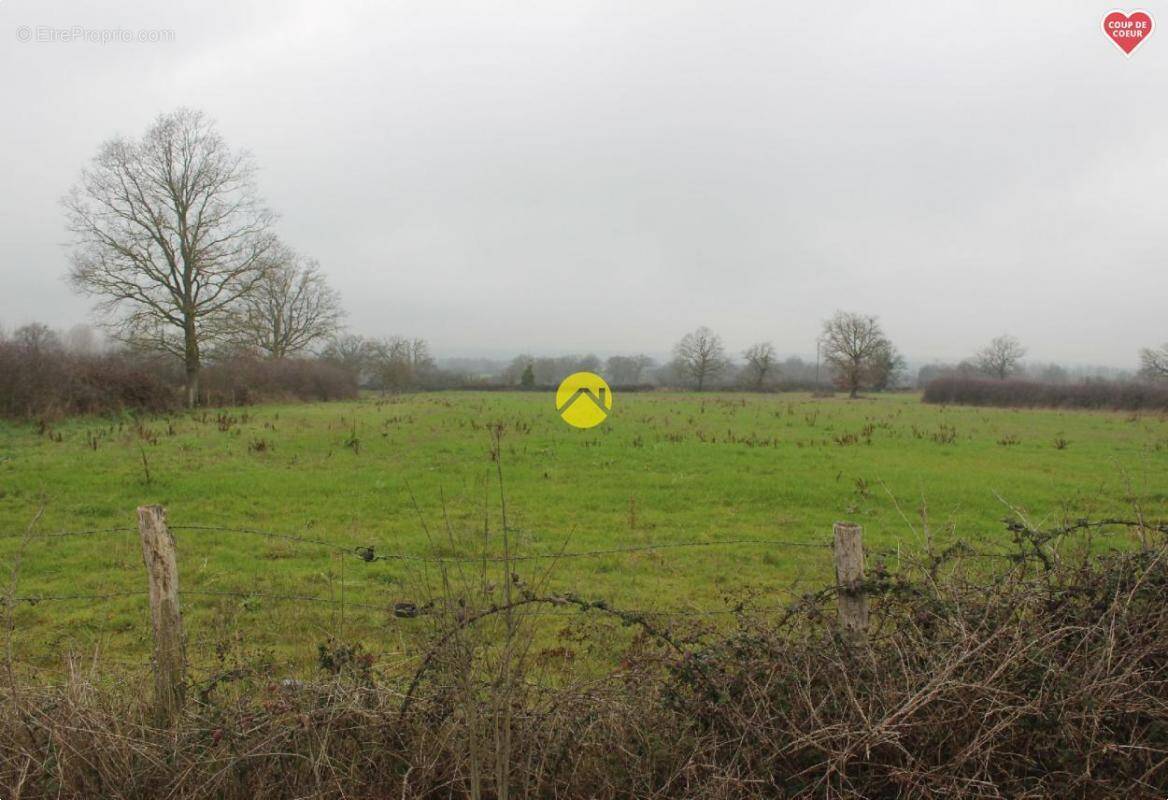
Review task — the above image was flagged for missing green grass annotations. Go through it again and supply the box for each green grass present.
[1,391,1166,675]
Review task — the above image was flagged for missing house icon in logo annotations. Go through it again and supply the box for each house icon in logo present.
[555,372,613,429]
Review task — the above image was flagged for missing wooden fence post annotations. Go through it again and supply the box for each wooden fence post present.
[833,521,868,638]
[138,505,186,722]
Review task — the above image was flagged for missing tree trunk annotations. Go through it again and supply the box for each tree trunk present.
[183,319,201,408]
[185,362,200,408]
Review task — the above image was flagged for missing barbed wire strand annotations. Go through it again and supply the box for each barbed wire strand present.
[8,584,820,619]
[168,525,352,553]
[364,537,832,564]
[0,527,137,541]
[9,590,148,604]
[7,521,1134,567]
[165,524,835,562]
[6,519,1154,614]
[180,589,388,613]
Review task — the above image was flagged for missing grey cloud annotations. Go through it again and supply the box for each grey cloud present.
[1,0,1164,367]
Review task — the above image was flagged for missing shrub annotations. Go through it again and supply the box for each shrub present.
[0,338,357,419]
[201,357,358,405]
[922,375,1168,411]
[0,340,177,418]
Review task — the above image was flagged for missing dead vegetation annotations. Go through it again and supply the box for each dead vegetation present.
[2,517,1167,799]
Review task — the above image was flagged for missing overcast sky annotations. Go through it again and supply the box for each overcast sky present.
[1,1,1165,366]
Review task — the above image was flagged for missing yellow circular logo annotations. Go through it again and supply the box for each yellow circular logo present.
[555,372,613,429]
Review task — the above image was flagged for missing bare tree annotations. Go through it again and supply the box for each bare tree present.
[505,354,535,385]
[321,333,372,382]
[368,336,434,391]
[673,326,727,390]
[509,354,607,386]
[820,311,893,398]
[62,324,102,356]
[869,341,906,391]
[12,323,62,355]
[408,338,433,372]
[1140,343,1168,381]
[65,108,277,406]
[605,354,654,385]
[975,335,1027,380]
[576,353,601,374]
[222,244,344,358]
[742,342,778,389]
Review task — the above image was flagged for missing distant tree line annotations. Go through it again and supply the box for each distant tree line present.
[10,305,1165,418]
[916,333,1154,387]
[915,334,1168,411]
[484,314,903,394]
[320,335,439,391]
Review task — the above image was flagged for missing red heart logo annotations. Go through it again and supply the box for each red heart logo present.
[1103,11,1154,55]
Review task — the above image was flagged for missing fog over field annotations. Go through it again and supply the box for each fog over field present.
[2,0,1166,366]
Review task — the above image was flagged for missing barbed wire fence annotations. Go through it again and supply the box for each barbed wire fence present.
[2,505,1160,720]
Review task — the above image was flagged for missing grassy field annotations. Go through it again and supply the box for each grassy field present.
[2,391,1166,675]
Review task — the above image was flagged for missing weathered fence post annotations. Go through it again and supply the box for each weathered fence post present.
[138,504,186,722]
[833,521,868,638]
